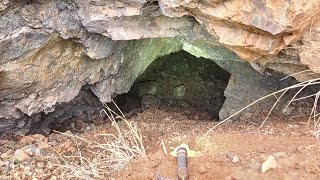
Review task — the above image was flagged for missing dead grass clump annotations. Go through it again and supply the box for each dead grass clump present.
[52,100,146,179]
[206,76,320,136]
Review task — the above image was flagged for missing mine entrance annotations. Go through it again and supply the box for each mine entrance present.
[114,51,231,120]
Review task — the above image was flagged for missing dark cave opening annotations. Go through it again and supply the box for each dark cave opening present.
[22,51,231,137]
[112,50,231,120]
[6,50,319,138]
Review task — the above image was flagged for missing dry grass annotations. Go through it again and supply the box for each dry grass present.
[206,76,320,136]
[52,100,146,179]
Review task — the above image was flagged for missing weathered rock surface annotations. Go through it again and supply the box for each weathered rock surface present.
[0,0,319,135]
[159,0,320,60]
[298,20,320,74]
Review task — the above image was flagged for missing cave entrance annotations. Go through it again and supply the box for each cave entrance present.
[114,50,231,120]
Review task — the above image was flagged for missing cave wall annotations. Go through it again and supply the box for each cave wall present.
[0,0,320,134]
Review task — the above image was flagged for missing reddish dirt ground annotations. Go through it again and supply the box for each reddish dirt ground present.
[1,107,320,179]
[113,108,320,180]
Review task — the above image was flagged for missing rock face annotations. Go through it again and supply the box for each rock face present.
[0,0,319,135]
[159,0,320,60]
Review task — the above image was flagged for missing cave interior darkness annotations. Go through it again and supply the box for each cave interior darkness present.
[112,50,231,120]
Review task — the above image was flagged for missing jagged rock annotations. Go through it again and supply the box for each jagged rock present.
[77,1,196,40]
[298,20,320,74]
[24,144,41,157]
[158,0,320,60]
[13,149,31,162]
[261,155,277,173]
[0,0,319,135]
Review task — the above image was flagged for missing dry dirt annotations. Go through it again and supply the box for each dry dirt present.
[1,107,320,180]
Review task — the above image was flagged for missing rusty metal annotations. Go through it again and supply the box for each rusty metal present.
[177,147,188,180]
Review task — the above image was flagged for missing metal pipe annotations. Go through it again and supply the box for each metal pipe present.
[177,147,188,180]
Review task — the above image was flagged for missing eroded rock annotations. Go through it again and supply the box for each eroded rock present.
[159,0,320,60]
[0,0,319,135]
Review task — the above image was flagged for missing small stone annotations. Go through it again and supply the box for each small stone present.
[173,85,186,99]
[20,134,46,144]
[261,155,277,173]
[49,130,73,142]
[24,144,41,156]
[61,139,73,150]
[232,155,239,163]
[198,164,207,174]
[13,149,31,162]
[282,106,293,116]
[75,119,87,131]
[150,160,160,168]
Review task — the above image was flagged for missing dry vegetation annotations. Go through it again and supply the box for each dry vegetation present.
[0,76,319,179]
[57,77,320,178]
[51,101,146,179]
[0,101,146,179]
[206,76,320,136]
